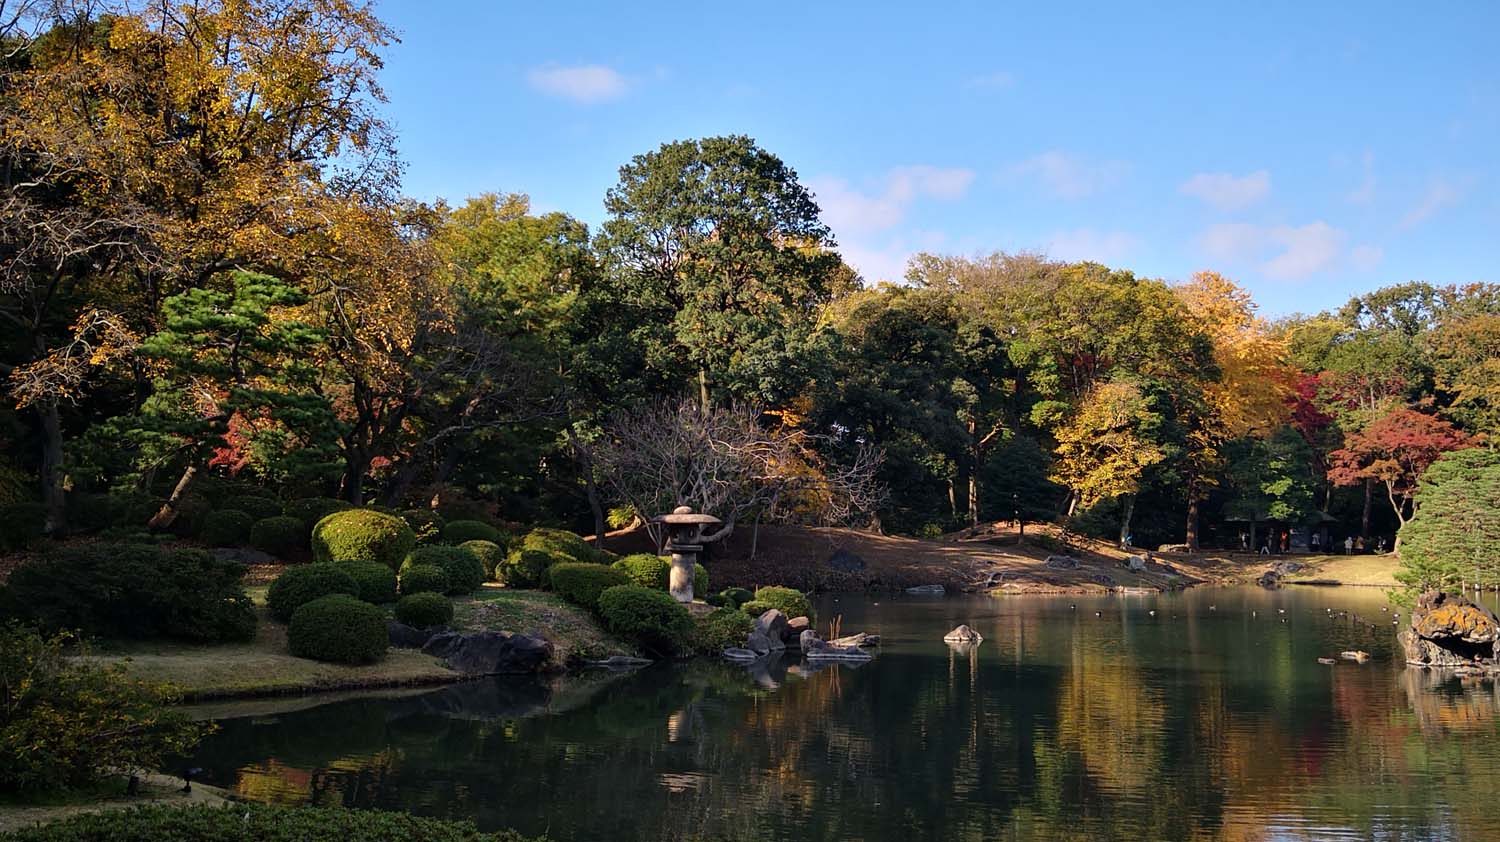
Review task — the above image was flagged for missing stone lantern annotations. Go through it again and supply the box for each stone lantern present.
[650,505,722,603]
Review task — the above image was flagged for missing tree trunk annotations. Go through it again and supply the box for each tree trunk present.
[1118,494,1136,548]
[567,427,607,549]
[750,510,763,559]
[381,455,426,508]
[342,450,370,504]
[968,469,980,527]
[38,401,66,534]
[1359,477,1373,540]
[947,478,957,518]
[1185,493,1200,552]
[147,465,198,531]
[698,369,709,414]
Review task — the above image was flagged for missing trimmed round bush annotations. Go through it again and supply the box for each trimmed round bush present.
[496,548,558,589]
[267,563,359,623]
[461,539,505,579]
[340,560,399,604]
[286,496,353,532]
[720,587,753,608]
[226,495,282,521]
[611,554,670,589]
[399,563,449,595]
[400,509,447,545]
[692,607,754,654]
[522,527,599,563]
[311,508,416,568]
[403,546,484,594]
[705,593,728,608]
[202,509,254,546]
[596,584,693,656]
[549,562,630,610]
[443,519,502,545]
[287,594,388,664]
[751,585,812,620]
[394,592,453,628]
[250,515,305,556]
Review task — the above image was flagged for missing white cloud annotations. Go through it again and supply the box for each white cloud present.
[1046,228,1140,263]
[1199,220,1348,280]
[525,64,629,104]
[1179,170,1270,211]
[809,165,975,235]
[1398,180,1461,230]
[966,71,1015,90]
[1007,151,1128,199]
[1349,244,1384,272]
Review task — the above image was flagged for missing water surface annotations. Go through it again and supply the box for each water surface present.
[189,588,1500,841]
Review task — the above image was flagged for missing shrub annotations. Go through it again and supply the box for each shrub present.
[225,495,282,521]
[0,627,209,795]
[739,599,771,617]
[399,563,449,596]
[548,562,630,610]
[443,518,502,545]
[201,509,254,546]
[611,553,670,589]
[720,587,753,608]
[106,490,159,529]
[287,595,388,664]
[461,539,505,578]
[0,804,536,842]
[751,585,812,620]
[0,501,45,551]
[311,508,416,568]
[267,563,359,623]
[399,508,447,545]
[705,593,728,608]
[0,544,255,643]
[64,492,112,532]
[522,527,600,563]
[496,548,557,589]
[692,608,754,654]
[168,492,212,537]
[403,546,484,594]
[435,497,492,523]
[695,562,709,596]
[286,496,353,532]
[250,515,305,556]
[606,504,636,529]
[340,561,399,604]
[394,592,453,628]
[596,585,693,657]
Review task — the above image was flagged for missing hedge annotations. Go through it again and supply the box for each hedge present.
[287,595,388,664]
[720,586,753,608]
[311,509,416,568]
[596,584,693,657]
[403,545,484,594]
[399,563,448,596]
[461,539,505,579]
[250,515,305,556]
[340,560,399,604]
[496,548,557,589]
[394,592,453,628]
[0,804,539,842]
[443,519,503,545]
[267,563,359,623]
[548,562,630,610]
[399,508,447,545]
[692,608,754,654]
[522,527,600,563]
[611,554,670,589]
[201,509,254,546]
[749,585,812,620]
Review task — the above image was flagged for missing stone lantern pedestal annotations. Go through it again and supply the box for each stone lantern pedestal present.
[650,506,722,603]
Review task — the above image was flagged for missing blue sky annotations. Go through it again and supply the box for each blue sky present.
[374,1,1498,316]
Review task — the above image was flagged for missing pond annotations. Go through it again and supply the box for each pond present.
[187,588,1500,841]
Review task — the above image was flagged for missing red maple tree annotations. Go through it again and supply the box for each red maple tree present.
[1327,408,1473,531]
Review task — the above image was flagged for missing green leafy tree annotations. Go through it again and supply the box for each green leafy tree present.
[1396,448,1500,595]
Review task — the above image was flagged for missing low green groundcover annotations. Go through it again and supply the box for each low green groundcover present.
[0,803,538,842]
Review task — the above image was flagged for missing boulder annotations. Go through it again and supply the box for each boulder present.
[1272,560,1304,576]
[785,616,811,640]
[799,629,826,653]
[905,584,946,595]
[943,624,983,643]
[722,647,759,662]
[1044,555,1079,570]
[746,630,783,655]
[1257,570,1282,589]
[1090,572,1116,587]
[387,620,442,649]
[829,632,880,648]
[421,631,552,675]
[1413,590,1500,644]
[828,548,867,572]
[1398,628,1474,668]
[1125,555,1147,572]
[754,608,789,641]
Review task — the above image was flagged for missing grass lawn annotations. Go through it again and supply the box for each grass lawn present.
[1283,553,1401,587]
[0,774,228,834]
[454,585,638,666]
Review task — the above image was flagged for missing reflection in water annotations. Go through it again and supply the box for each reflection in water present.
[188,589,1500,841]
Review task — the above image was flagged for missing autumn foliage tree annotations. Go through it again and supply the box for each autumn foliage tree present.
[1328,408,1472,541]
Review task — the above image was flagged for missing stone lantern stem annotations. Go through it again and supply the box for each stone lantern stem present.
[667,543,702,603]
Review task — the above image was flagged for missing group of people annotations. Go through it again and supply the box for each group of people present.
[1237,531,1388,555]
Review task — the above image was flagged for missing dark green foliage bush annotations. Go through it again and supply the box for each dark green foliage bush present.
[250,515,305,556]
[443,518,502,545]
[705,593,728,608]
[399,508,447,545]
[596,584,693,656]
[548,562,630,610]
[311,508,416,568]
[611,553,670,589]
[720,587,753,608]
[695,562,709,595]
[168,492,212,537]
[339,561,399,604]
[692,608,754,654]
[738,599,771,617]
[0,501,45,551]
[106,490,159,529]
[394,592,453,628]
[0,804,537,842]
[0,544,255,642]
[523,527,600,563]
[435,497,492,523]
[286,496,353,532]
[226,495,282,520]
[497,548,558,589]
[403,546,484,594]
[202,508,255,546]
[399,563,448,595]
[287,595,388,664]
[267,564,358,623]
[461,539,505,578]
[750,585,812,619]
[0,627,209,795]
[64,492,111,532]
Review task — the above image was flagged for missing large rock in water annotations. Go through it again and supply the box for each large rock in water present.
[1399,591,1500,666]
[421,631,552,675]
[943,624,983,643]
[754,608,789,640]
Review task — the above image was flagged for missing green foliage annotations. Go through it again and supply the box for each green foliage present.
[267,564,358,623]
[548,562,630,610]
[399,509,447,545]
[497,548,557,589]
[168,492,212,537]
[691,608,753,654]
[694,562,709,596]
[250,515,306,556]
[460,539,505,578]
[287,595,389,664]
[402,546,484,594]
[0,627,209,795]
[596,585,693,657]
[311,509,416,568]
[720,587,753,608]
[0,544,255,643]
[0,502,46,551]
[748,586,812,619]
[338,561,399,605]
[606,504,637,529]
[227,495,283,520]
[64,493,112,532]
[0,804,538,842]
[201,509,255,546]
[398,563,449,596]
[443,519,502,545]
[394,592,453,628]
[1397,448,1500,596]
[611,553,670,589]
[738,600,770,617]
[286,497,353,532]
[522,527,599,563]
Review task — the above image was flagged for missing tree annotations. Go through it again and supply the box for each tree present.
[1050,379,1167,539]
[1328,408,1473,540]
[1396,448,1500,595]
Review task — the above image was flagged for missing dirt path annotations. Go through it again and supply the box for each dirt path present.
[0,775,227,834]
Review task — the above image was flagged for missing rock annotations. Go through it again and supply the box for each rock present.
[943,624,983,643]
[1126,555,1147,572]
[746,630,783,655]
[1044,555,1079,570]
[1090,573,1116,587]
[1413,590,1500,644]
[1398,628,1475,668]
[785,616,811,640]
[799,629,827,652]
[905,584,946,595]
[422,631,552,675]
[1272,560,1304,576]
[1156,544,1190,553]
[387,620,443,649]
[754,608,789,641]
[804,645,873,662]
[1257,570,1282,589]
[1339,650,1370,663]
[212,547,277,565]
[828,548,867,572]
[829,632,880,648]
[584,655,652,669]
[722,647,760,662]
